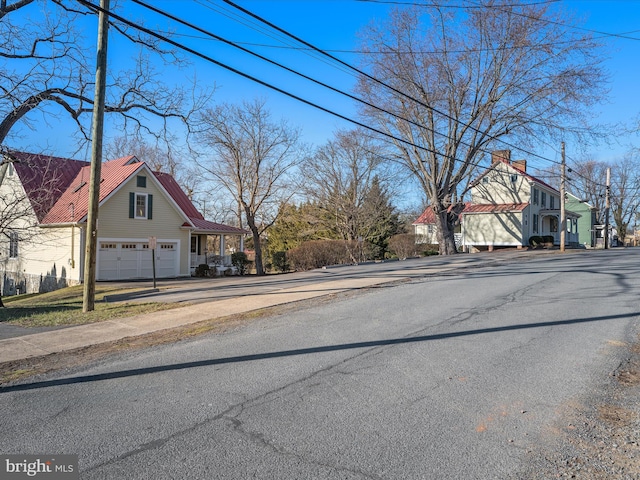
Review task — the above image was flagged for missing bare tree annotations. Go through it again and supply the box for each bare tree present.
[106,135,203,206]
[0,0,207,152]
[567,159,608,224]
[195,99,304,276]
[301,129,397,261]
[566,153,640,239]
[357,1,607,254]
[610,153,640,241]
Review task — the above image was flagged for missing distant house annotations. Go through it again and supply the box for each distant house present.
[565,192,598,248]
[412,204,468,246]
[412,150,581,252]
[0,151,246,295]
[462,150,580,250]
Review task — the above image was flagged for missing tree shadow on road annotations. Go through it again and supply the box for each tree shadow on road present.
[2,310,638,393]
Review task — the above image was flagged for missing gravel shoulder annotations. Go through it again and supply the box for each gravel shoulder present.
[514,336,640,479]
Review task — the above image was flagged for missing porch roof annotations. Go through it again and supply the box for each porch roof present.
[539,208,581,219]
[462,203,529,214]
[188,217,249,235]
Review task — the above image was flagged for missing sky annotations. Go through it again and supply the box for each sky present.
[7,0,640,206]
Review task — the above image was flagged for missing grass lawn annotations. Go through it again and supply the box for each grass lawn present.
[0,285,182,327]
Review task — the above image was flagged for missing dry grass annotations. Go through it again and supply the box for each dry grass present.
[0,285,182,327]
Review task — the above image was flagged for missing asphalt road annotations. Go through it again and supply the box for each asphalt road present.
[1,249,639,479]
[107,251,539,304]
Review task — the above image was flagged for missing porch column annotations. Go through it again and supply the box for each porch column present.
[219,234,225,257]
[239,234,244,253]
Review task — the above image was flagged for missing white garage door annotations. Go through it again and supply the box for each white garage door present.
[97,241,178,280]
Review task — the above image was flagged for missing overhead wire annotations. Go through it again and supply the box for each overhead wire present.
[132,0,445,150]
[82,0,609,192]
[217,0,576,169]
[77,0,461,164]
[131,0,513,172]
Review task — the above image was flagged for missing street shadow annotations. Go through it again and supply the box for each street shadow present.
[2,310,638,393]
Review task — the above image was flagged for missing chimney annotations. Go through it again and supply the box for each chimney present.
[492,150,511,164]
[511,159,527,172]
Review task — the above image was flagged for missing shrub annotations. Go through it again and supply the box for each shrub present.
[271,251,289,273]
[542,235,555,245]
[388,234,420,259]
[194,264,210,277]
[528,235,543,247]
[231,252,250,275]
[286,240,353,271]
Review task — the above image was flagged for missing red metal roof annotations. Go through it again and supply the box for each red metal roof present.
[189,217,248,234]
[413,203,471,224]
[153,172,248,233]
[41,160,143,224]
[463,203,529,214]
[413,202,528,224]
[154,171,203,220]
[8,151,244,234]
[10,152,87,221]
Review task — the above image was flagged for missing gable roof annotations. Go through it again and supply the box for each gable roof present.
[472,159,559,193]
[6,150,246,234]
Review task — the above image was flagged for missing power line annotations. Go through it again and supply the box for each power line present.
[82,0,602,189]
[359,0,640,41]
[132,0,510,171]
[218,0,571,168]
[77,0,453,162]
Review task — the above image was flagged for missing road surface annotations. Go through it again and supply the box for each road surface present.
[2,249,639,479]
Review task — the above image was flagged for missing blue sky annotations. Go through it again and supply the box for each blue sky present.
[10,0,640,192]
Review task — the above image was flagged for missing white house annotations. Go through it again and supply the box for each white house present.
[0,151,247,295]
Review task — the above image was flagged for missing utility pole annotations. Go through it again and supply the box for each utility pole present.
[560,142,566,253]
[604,167,611,250]
[83,0,110,312]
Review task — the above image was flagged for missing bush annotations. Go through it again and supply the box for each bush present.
[286,240,353,271]
[542,235,554,245]
[231,252,250,275]
[528,235,543,247]
[271,251,289,273]
[388,234,420,259]
[194,264,210,277]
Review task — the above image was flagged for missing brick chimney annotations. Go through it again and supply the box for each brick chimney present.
[492,150,511,164]
[511,159,527,172]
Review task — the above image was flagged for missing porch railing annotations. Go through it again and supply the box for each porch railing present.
[190,253,233,268]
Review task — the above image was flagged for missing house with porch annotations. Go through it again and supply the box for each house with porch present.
[0,151,246,295]
[565,192,598,248]
[461,150,580,250]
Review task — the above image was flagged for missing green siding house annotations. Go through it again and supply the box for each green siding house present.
[565,193,598,248]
